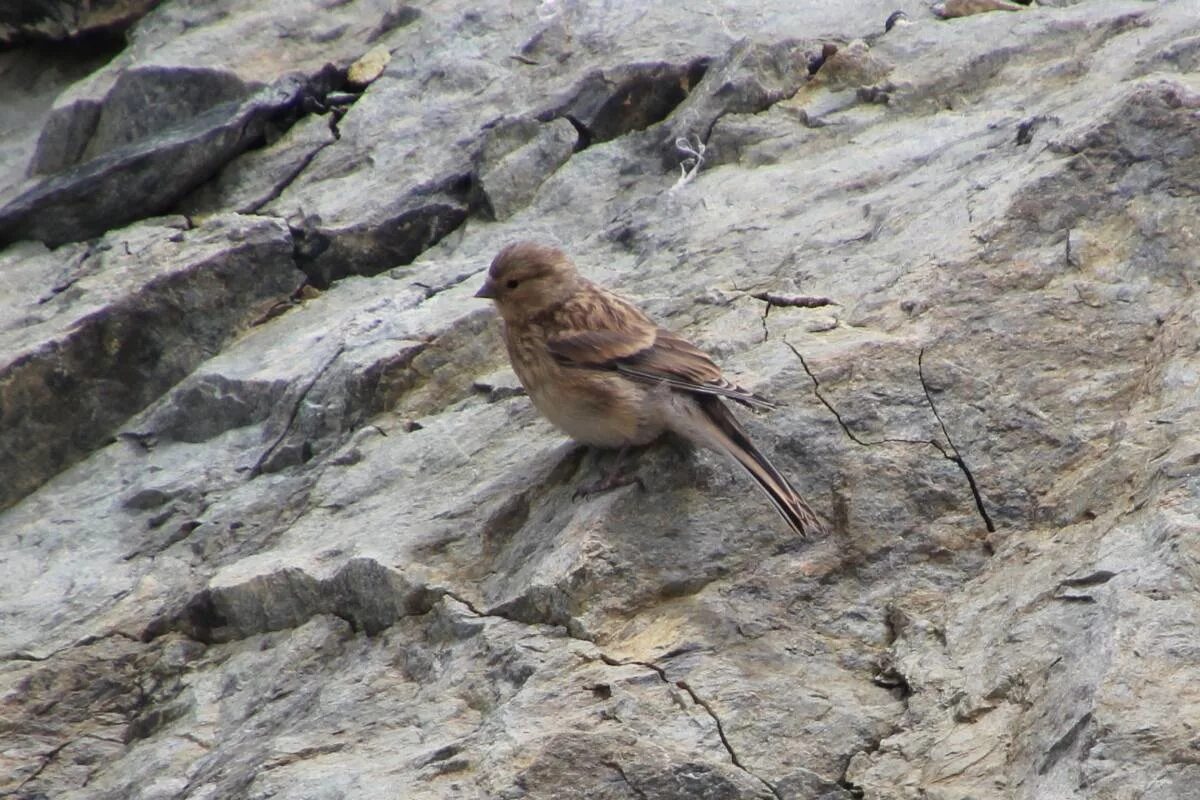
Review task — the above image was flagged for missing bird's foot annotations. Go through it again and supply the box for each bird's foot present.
[573,470,645,500]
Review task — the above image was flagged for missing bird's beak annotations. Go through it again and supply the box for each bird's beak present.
[474,277,497,299]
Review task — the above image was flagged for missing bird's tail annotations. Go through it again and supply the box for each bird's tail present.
[696,396,826,537]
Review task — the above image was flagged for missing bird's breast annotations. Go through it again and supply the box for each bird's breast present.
[505,327,664,448]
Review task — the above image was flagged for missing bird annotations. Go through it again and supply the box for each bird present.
[474,241,825,537]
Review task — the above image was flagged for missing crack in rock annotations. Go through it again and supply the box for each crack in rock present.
[442,586,784,799]
[182,561,787,798]
[243,135,339,215]
[1037,711,1094,775]
[603,760,651,799]
[598,655,786,800]
[785,342,996,533]
[541,58,711,146]
[916,349,995,533]
[250,343,347,477]
[287,177,471,287]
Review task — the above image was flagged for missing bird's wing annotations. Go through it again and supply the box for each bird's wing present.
[545,290,774,410]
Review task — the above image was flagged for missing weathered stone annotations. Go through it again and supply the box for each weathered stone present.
[1,0,410,246]
[168,558,435,642]
[0,0,160,44]
[2,1,1200,799]
[0,77,315,246]
[547,59,712,145]
[655,38,816,168]
[176,114,339,216]
[0,36,125,190]
[471,116,579,221]
[0,214,302,509]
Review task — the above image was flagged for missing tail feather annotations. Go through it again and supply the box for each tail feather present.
[697,397,825,537]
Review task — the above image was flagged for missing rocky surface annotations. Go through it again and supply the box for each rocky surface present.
[1,1,1199,799]
[0,0,161,45]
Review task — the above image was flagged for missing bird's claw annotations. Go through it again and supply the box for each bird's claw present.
[573,472,645,501]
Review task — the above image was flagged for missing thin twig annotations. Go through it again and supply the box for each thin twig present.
[750,291,837,309]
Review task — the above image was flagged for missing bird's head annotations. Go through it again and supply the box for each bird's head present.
[475,241,582,321]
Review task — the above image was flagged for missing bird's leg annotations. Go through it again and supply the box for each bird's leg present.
[573,445,645,499]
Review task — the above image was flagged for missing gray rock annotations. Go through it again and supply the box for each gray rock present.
[472,116,579,221]
[0,77,314,246]
[34,64,253,175]
[657,38,816,167]
[0,37,124,191]
[176,114,339,217]
[2,1,1200,799]
[0,0,159,44]
[0,213,302,509]
[548,58,712,146]
[1,0,410,246]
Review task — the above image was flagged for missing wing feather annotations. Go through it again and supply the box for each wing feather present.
[542,286,773,409]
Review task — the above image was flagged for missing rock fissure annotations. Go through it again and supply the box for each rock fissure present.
[249,343,347,477]
[221,85,364,217]
[603,760,650,799]
[1037,711,1094,775]
[599,655,786,800]
[242,138,338,216]
[411,269,482,301]
[786,342,996,534]
[439,588,786,797]
[837,718,907,800]
[288,179,472,287]
[3,629,141,664]
[15,738,75,793]
[542,58,712,147]
[916,348,996,533]
[6,3,1200,798]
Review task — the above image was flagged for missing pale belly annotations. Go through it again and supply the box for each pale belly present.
[525,370,665,449]
[505,325,669,448]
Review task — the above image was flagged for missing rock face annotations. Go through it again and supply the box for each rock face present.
[0,0,161,45]
[1,2,1198,799]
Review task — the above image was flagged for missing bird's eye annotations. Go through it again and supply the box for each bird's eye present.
[506,279,520,289]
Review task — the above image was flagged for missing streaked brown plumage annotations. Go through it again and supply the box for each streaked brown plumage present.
[475,241,824,537]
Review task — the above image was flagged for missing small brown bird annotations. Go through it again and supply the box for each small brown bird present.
[475,241,824,537]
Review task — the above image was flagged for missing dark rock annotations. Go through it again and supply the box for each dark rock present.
[545,59,711,145]
[167,558,433,642]
[0,214,301,509]
[34,65,252,174]
[471,116,578,220]
[656,39,815,168]
[0,75,317,246]
[0,0,160,44]
[285,181,471,287]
